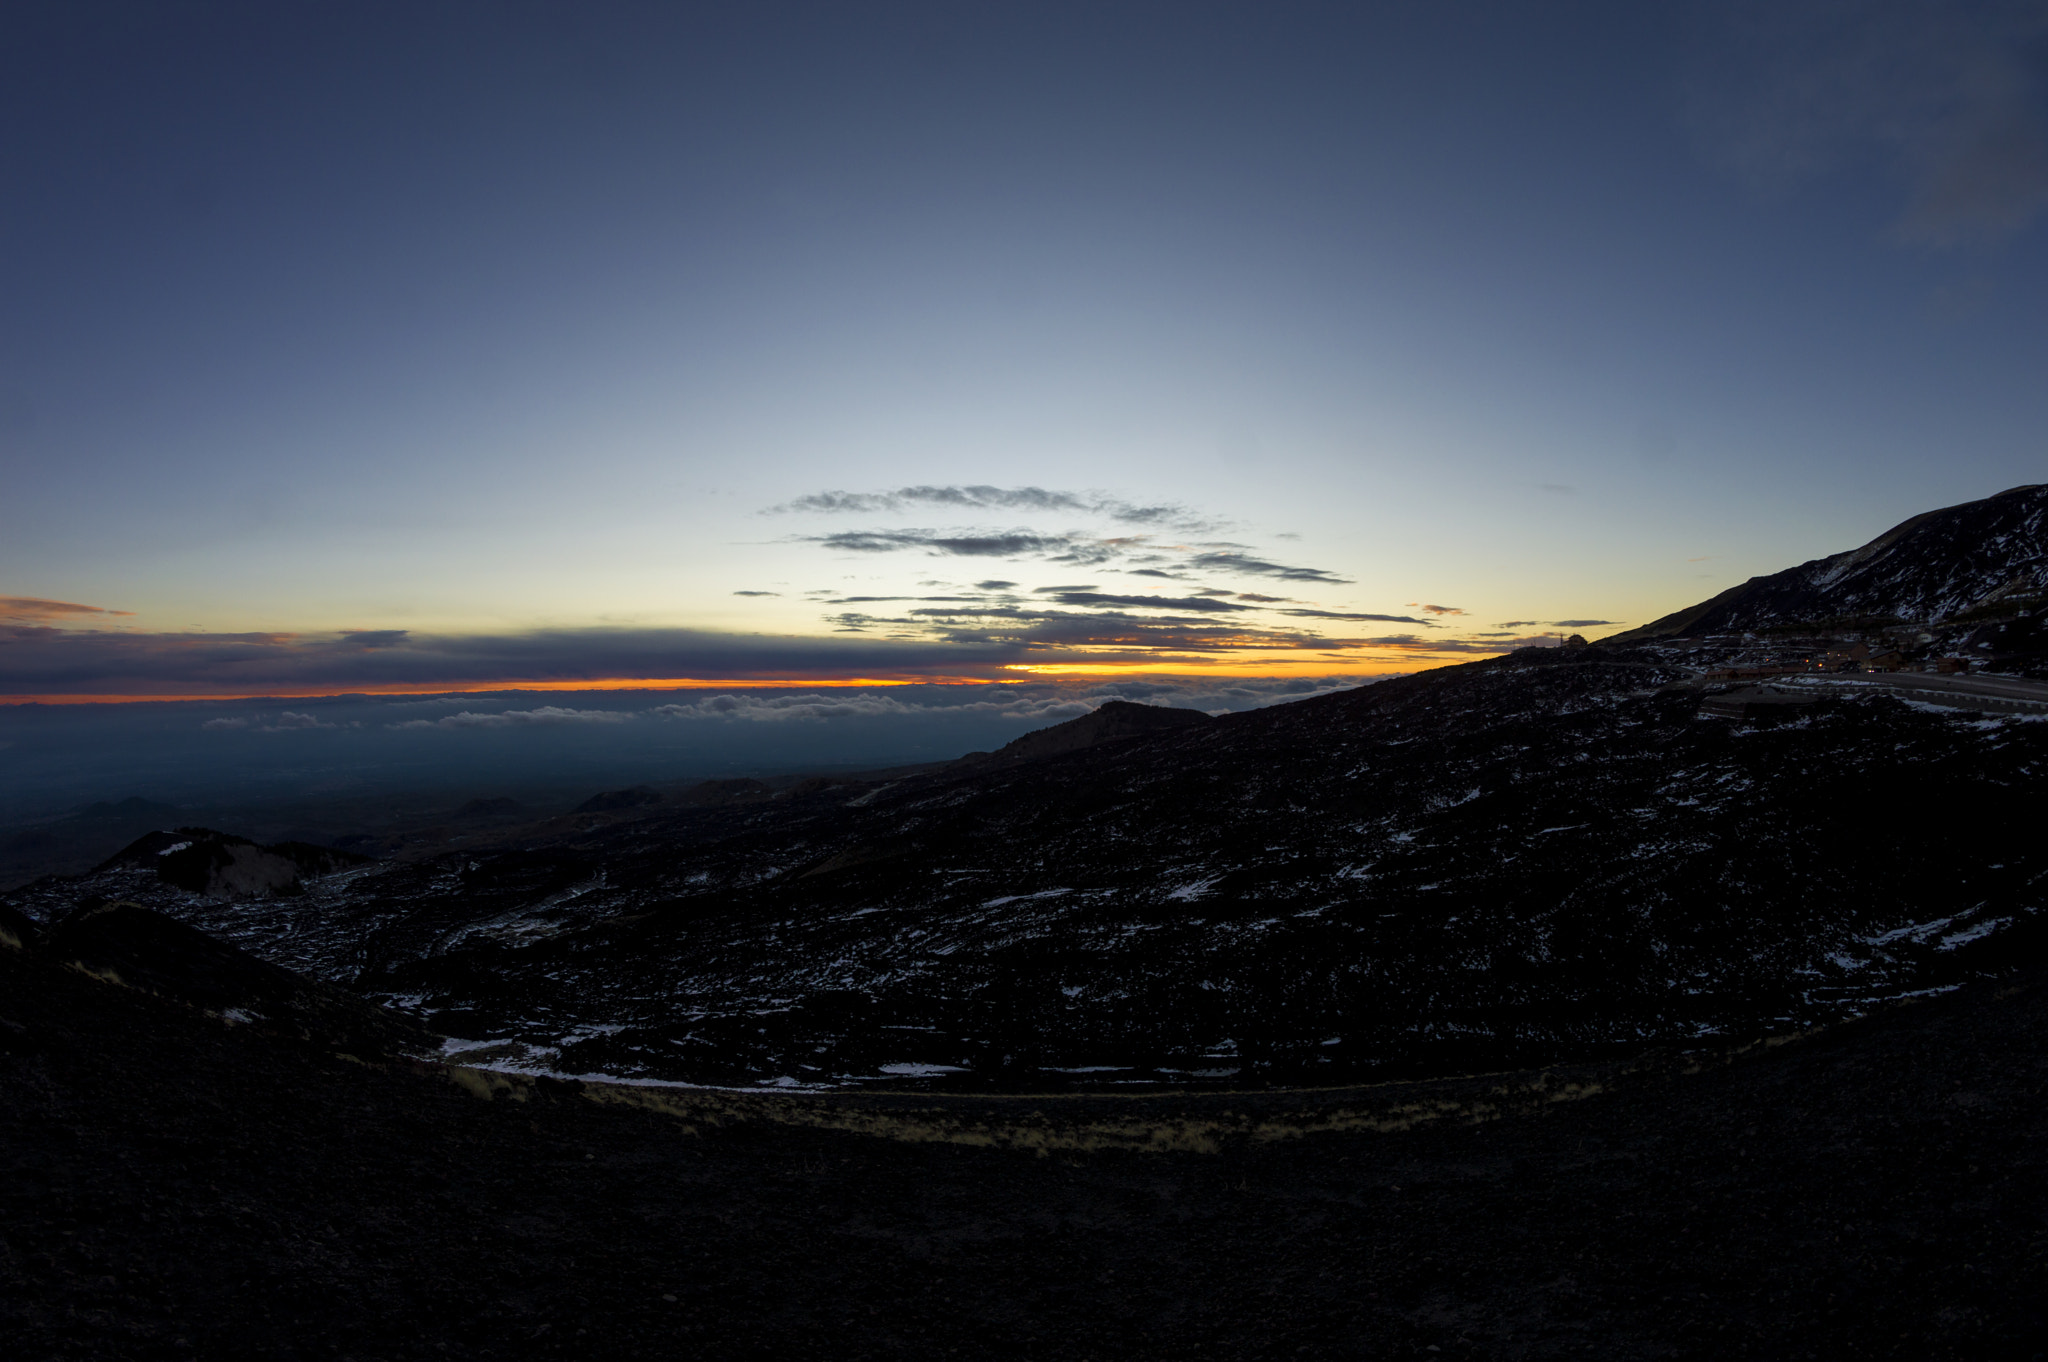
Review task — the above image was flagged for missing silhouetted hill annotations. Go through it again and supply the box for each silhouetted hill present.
[89,828,369,900]
[1607,483,2048,643]
[8,490,2045,1091]
[28,899,435,1056]
[961,698,1213,767]
[14,648,2041,1090]
[0,796,188,889]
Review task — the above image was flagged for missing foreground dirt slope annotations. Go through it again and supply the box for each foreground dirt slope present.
[3,940,2044,1361]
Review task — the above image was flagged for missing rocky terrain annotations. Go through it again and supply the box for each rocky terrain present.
[8,485,2039,1081]
[5,485,2048,1357]
[9,647,2044,1091]
[5,486,2044,1096]
[3,892,2044,1360]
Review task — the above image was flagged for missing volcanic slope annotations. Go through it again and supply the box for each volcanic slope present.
[4,895,2047,1361]
[12,647,2044,1090]
[1608,482,2048,647]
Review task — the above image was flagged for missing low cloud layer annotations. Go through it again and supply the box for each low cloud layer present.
[201,710,339,733]
[0,625,1031,697]
[0,676,1385,822]
[186,676,1375,739]
[0,614,1541,697]
[390,706,636,730]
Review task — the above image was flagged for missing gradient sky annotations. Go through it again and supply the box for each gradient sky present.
[4,0,2047,698]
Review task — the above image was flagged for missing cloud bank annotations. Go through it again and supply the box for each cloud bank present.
[0,626,1025,698]
[390,706,637,730]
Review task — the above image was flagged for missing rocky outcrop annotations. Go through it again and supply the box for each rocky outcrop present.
[90,828,367,901]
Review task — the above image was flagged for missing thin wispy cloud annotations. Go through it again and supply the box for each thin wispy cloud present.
[1281,609,1435,626]
[829,601,1335,654]
[802,528,1356,587]
[810,530,1165,569]
[0,596,136,623]
[1493,618,1616,629]
[769,485,1220,533]
[1037,592,1257,613]
[1184,551,1351,585]
[756,487,1529,664]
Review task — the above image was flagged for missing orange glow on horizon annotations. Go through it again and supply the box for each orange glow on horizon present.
[1000,652,1494,678]
[0,676,997,706]
[0,649,1512,706]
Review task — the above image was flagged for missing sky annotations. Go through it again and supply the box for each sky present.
[4,0,2048,705]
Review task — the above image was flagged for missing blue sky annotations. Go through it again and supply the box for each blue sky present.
[3,0,2047,698]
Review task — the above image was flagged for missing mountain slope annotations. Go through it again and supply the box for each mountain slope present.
[1607,483,2048,642]
[959,698,1212,766]
[9,490,2048,1091]
[7,888,2046,1360]
[14,650,2043,1089]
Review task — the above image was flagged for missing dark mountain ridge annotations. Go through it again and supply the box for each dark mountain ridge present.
[13,644,2041,1091]
[1608,482,2048,644]
[958,697,1212,767]
[6,487,2045,1092]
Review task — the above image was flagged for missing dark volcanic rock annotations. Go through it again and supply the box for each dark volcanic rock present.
[2,916,2045,1360]
[7,492,2045,1092]
[39,900,436,1055]
[14,652,2041,1091]
[94,827,368,900]
[1609,483,2048,641]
